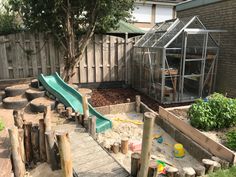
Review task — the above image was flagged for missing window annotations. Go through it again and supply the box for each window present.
[132,4,152,23]
[155,5,173,23]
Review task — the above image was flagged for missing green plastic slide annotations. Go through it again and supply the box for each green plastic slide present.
[38,72,112,133]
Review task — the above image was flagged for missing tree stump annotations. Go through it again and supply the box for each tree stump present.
[66,107,73,118]
[39,119,46,162]
[18,129,25,164]
[88,116,96,138]
[213,161,221,172]
[148,160,157,177]
[56,103,65,116]
[31,124,40,163]
[24,122,33,165]
[44,105,51,163]
[56,131,72,177]
[111,142,120,154]
[211,156,229,170]
[166,166,179,177]
[183,167,196,177]
[202,159,215,174]
[135,95,141,113]
[121,138,129,154]
[9,126,26,177]
[193,165,205,176]
[131,152,141,177]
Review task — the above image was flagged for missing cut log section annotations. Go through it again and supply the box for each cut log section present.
[25,89,45,101]
[202,159,215,174]
[30,79,39,88]
[183,167,196,177]
[111,142,120,154]
[193,165,205,176]
[131,152,141,177]
[121,138,129,154]
[5,84,29,97]
[30,97,55,113]
[3,96,28,109]
[165,166,179,177]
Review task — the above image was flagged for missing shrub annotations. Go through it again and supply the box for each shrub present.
[188,93,236,131]
[0,118,4,131]
[225,130,236,151]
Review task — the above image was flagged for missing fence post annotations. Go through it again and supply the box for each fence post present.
[135,95,141,113]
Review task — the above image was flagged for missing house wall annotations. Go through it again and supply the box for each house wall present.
[177,0,236,97]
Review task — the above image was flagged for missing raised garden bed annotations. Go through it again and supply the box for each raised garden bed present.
[159,106,236,164]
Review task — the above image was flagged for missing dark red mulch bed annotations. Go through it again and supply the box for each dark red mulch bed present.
[91,88,192,112]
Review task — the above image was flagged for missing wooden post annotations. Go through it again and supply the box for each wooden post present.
[45,130,58,170]
[18,129,25,164]
[31,124,40,163]
[44,105,51,163]
[111,142,120,154]
[24,122,32,164]
[193,165,205,176]
[211,156,229,170]
[13,110,24,128]
[8,126,25,177]
[39,119,47,162]
[213,161,221,172]
[56,131,72,177]
[57,103,65,117]
[139,112,155,177]
[88,116,96,138]
[183,167,196,177]
[202,159,214,174]
[148,160,157,177]
[66,107,73,118]
[166,166,179,177]
[131,152,141,177]
[82,95,89,120]
[121,138,129,154]
[135,95,141,113]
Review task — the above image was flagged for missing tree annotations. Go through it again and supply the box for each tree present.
[8,0,134,82]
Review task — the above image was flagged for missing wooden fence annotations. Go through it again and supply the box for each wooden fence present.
[0,32,139,84]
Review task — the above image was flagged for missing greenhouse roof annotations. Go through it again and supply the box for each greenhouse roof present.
[134,16,219,49]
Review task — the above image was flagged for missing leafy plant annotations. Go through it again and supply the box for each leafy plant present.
[0,118,4,131]
[188,93,236,131]
[225,130,236,151]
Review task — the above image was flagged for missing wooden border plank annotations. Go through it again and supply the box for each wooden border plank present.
[159,106,235,164]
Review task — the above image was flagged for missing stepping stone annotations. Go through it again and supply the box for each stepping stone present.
[5,84,29,97]
[30,97,55,113]
[3,96,28,109]
[30,79,40,88]
[25,88,45,101]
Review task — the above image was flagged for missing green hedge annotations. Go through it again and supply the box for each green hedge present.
[188,93,236,131]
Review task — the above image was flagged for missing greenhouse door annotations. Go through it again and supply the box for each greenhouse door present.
[179,31,209,101]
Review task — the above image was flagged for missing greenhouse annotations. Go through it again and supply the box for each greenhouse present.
[132,16,224,103]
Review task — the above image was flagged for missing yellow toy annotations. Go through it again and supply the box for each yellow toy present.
[174,143,185,158]
[112,117,143,125]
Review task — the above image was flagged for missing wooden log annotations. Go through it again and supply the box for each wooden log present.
[121,138,129,154]
[56,131,72,177]
[88,115,96,138]
[44,105,51,163]
[18,129,25,164]
[213,161,221,172]
[56,103,65,113]
[39,119,47,162]
[193,165,205,176]
[111,142,120,154]
[24,122,32,164]
[183,167,196,177]
[45,130,59,170]
[82,95,89,120]
[139,112,155,177]
[66,107,72,118]
[31,124,40,163]
[202,159,214,174]
[8,126,26,177]
[135,95,141,113]
[131,152,141,177]
[13,109,24,128]
[211,156,229,170]
[148,160,157,177]
[166,166,179,177]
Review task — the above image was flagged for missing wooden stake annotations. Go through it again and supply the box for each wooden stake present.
[18,129,25,164]
[165,166,179,177]
[131,152,141,177]
[8,126,25,177]
[211,156,229,170]
[121,138,129,154]
[111,142,120,154]
[88,115,96,138]
[56,131,72,177]
[183,167,196,177]
[139,112,155,177]
[148,160,157,177]
[31,124,40,163]
[13,110,24,128]
[45,130,59,170]
[202,159,214,174]
[56,103,65,115]
[24,122,32,164]
[39,119,47,162]
[135,95,141,113]
[66,107,73,118]
[44,105,51,163]
[82,95,89,120]
[213,161,221,172]
[193,165,205,176]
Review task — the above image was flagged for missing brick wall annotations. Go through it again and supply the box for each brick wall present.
[177,0,236,97]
